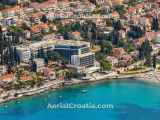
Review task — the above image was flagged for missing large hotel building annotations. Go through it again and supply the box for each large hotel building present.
[16,39,100,74]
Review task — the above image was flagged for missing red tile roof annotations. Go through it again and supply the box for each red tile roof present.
[31,23,49,33]
[1,5,21,13]
[0,74,14,81]
[127,7,136,14]
[135,3,145,9]
[31,12,44,18]
[112,48,126,57]
[31,0,57,9]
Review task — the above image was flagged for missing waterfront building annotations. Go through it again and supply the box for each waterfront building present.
[16,47,31,63]
[54,40,100,74]
[34,58,45,72]
[71,52,95,67]
[16,39,100,74]
[54,41,90,64]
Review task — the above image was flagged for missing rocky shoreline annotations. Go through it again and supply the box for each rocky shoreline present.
[0,70,160,104]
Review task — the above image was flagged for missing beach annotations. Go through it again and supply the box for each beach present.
[0,70,160,104]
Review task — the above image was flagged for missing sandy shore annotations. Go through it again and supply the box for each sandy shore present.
[0,70,160,104]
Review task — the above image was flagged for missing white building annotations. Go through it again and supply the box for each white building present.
[71,52,95,67]
[0,65,7,76]
[16,39,100,74]
[34,58,45,72]
[16,47,31,63]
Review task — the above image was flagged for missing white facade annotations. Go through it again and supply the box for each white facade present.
[34,58,45,72]
[16,47,31,63]
[71,52,95,67]
[0,65,7,75]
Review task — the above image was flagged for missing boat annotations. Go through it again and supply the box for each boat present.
[81,90,88,93]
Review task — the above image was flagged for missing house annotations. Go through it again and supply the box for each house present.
[68,31,82,40]
[0,18,16,26]
[106,56,118,67]
[118,29,126,39]
[133,37,145,48]
[156,55,160,64]
[30,12,44,24]
[31,0,57,11]
[145,32,156,42]
[135,3,145,13]
[112,48,126,58]
[155,32,160,46]
[139,17,151,31]
[127,7,136,16]
[95,0,112,7]
[20,71,32,81]
[112,47,133,67]
[111,11,119,19]
[43,67,56,80]
[0,73,14,82]
[130,50,139,60]
[23,30,31,40]
[118,54,133,67]
[31,23,49,35]
[1,6,22,18]
[111,0,124,5]
[96,18,106,26]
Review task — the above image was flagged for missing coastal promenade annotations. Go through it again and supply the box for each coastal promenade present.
[0,80,64,104]
[0,70,160,104]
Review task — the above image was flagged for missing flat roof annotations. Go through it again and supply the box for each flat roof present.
[17,39,90,51]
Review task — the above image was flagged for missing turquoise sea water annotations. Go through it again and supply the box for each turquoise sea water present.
[0,79,160,120]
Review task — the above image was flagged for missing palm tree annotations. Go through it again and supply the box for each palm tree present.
[64,69,72,81]
[55,69,68,81]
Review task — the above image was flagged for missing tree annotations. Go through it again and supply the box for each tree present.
[117,40,134,53]
[44,56,48,65]
[30,51,34,63]
[139,40,152,60]
[13,47,20,65]
[152,54,156,69]
[31,61,37,72]
[21,22,30,30]
[100,40,113,55]
[114,5,126,15]
[112,19,122,31]
[100,60,112,71]
[71,22,81,31]
[15,68,22,81]
[95,52,106,61]
[95,52,112,71]
[111,30,119,45]
[31,35,42,41]
[0,3,5,10]
[139,40,153,66]
[128,25,144,39]
[151,16,159,32]
[9,25,23,33]
[41,15,48,23]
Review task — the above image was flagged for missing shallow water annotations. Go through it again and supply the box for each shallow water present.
[0,79,160,120]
